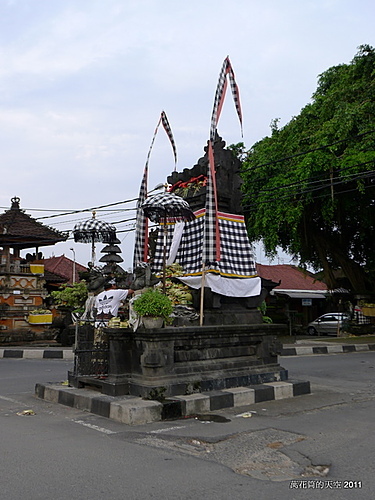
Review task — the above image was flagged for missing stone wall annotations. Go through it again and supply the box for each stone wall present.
[70,323,288,398]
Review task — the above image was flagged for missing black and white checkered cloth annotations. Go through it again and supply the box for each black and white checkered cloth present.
[354,308,371,324]
[152,209,257,278]
[133,166,148,268]
[161,111,177,170]
[142,192,195,223]
[204,141,220,264]
[133,111,178,269]
[203,57,243,264]
[73,218,117,243]
[210,56,242,142]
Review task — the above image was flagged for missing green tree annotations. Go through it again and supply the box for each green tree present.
[241,45,375,293]
[51,281,88,311]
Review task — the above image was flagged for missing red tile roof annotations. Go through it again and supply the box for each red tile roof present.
[256,263,327,291]
[43,255,87,284]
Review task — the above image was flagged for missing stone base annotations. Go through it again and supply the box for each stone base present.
[68,373,130,397]
[70,323,288,399]
[70,366,289,398]
[35,379,311,425]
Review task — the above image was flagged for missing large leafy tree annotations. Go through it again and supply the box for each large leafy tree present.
[241,45,375,293]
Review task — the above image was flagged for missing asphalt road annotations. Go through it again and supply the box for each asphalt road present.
[1,353,374,499]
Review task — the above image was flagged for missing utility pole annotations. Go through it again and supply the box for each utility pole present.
[70,248,76,284]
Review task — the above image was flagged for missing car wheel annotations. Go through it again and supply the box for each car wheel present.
[307,326,317,336]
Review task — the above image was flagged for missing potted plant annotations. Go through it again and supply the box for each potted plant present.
[28,308,53,324]
[132,288,173,328]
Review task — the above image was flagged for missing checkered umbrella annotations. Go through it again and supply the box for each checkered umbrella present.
[73,212,117,265]
[141,192,195,292]
[141,192,195,223]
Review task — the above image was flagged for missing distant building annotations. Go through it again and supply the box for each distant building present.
[256,263,328,330]
[0,197,68,336]
[43,255,87,289]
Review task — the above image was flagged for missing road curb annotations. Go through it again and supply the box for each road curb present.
[35,379,311,425]
[0,348,74,360]
[281,343,375,356]
[2,344,375,359]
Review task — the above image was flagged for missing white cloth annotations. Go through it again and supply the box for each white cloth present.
[128,296,142,331]
[94,289,129,326]
[166,221,185,265]
[179,274,261,298]
[81,295,96,322]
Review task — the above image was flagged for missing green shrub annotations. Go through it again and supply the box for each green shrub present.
[50,281,88,310]
[132,288,173,320]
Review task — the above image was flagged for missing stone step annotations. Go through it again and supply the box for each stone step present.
[35,379,310,426]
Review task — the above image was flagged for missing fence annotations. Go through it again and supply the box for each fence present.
[73,322,109,378]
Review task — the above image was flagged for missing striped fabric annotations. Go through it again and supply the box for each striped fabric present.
[205,57,243,264]
[161,111,177,170]
[133,111,177,269]
[151,209,257,278]
[133,165,149,268]
[210,56,243,142]
[203,140,220,264]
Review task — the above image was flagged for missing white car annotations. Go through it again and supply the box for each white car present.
[307,313,350,336]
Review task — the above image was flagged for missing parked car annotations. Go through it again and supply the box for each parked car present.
[307,312,351,336]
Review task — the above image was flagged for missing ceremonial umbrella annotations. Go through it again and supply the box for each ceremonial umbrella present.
[73,212,117,265]
[141,192,195,292]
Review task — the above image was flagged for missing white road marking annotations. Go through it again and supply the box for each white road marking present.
[73,419,116,434]
[150,425,187,434]
[0,395,23,404]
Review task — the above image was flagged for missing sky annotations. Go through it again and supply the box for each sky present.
[0,0,373,270]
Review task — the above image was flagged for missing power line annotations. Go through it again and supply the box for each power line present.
[242,161,375,201]
[32,185,163,221]
[243,175,374,210]
[34,197,139,220]
[108,217,137,225]
[243,129,375,171]
[43,210,137,227]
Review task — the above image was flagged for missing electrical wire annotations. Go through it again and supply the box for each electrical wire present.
[35,197,139,220]
[2,132,372,239]
[243,129,375,172]
[242,162,375,200]
[243,177,374,210]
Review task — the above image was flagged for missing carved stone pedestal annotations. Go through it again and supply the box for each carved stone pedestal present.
[70,324,288,398]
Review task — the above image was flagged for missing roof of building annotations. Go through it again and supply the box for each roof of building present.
[43,255,87,284]
[43,269,67,285]
[256,263,328,291]
[0,197,67,249]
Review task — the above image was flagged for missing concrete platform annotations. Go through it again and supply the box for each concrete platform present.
[7,339,374,426]
[35,379,311,426]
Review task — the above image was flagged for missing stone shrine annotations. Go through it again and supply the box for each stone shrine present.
[67,137,303,402]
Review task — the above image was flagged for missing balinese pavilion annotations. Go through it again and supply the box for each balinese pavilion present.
[0,197,67,339]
